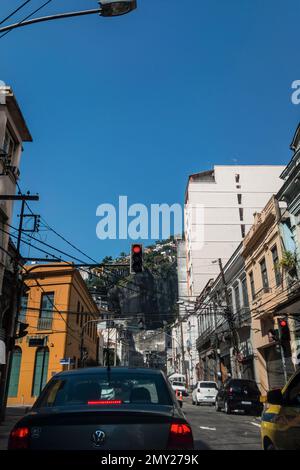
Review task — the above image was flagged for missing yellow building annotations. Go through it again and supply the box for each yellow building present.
[7,264,100,406]
[242,196,295,393]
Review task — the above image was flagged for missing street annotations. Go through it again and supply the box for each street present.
[183,399,261,450]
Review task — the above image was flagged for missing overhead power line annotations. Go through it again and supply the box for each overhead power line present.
[0,0,54,39]
[0,0,32,25]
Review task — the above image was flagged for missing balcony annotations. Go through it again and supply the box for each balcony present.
[235,307,251,327]
[37,317,53,330]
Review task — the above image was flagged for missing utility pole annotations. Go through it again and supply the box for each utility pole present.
[114,328,117,366]
[217,258,240,377]
[0,194,39,422]
[180,320,188,387]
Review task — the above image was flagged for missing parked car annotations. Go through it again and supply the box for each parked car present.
[192,381,218,406]
[170,381,188,397]
[261,368,300,450]
[8,367,194,450]
[215,378,263,415]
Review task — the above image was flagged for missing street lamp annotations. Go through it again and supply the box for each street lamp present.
[101,1,137,17]
[0,1,137,35]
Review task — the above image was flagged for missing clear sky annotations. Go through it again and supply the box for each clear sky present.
[1,0,300,263]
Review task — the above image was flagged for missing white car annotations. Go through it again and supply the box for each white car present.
[192,381,218,406]
[171,381,188,397]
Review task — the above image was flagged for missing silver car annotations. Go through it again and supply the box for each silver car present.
[8,367,194,450]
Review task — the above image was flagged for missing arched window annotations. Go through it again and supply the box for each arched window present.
[32,347,49,397]
[8,347,22,397]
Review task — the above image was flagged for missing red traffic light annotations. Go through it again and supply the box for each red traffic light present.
[130,244,143,273]
[279,320,287,327]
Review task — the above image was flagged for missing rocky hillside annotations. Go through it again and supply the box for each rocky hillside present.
[86,238,178,330]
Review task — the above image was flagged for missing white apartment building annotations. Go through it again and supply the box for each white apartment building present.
[176,165,285,386]
[184,165,286,297]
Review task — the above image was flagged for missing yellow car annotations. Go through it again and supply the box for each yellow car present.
[261,368,300,450]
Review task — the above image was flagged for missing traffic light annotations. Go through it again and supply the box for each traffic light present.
[130,244,143,274]
[277,317,290,343]
[16,322,29,339]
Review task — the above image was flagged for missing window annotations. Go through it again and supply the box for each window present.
[271,245,281,287]
[3,128,16,158]
[235,174,240,183]
[249,272,255,300]
[241,277,249,307]
[80,305,84,328]
[239,208,244,221]
[285,373,300,407]
[228,291,233,309]
[234,284,240,313]
[35,371,173,408]
[260,258,269,289]
[241,224,246,238]
[32,347,49,397]
[76,301,80,325]
[8,348,22,397]
[38,293,54,330]
[199,382,218,389]
[19,295,28,323]
[237,194,242,205]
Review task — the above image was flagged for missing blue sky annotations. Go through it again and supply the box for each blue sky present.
[1,0,300,262]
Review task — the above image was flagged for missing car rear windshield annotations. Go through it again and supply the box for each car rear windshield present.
[172,382,185,387]
[199,382,217,389]
[35,371,173,408]
[229,380,259,393]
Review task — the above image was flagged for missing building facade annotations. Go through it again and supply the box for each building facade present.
[242,196,297,392]
[195,243,253,384]
[7,264,101,406]
[277,123,300,371]
[0,83,32,297]
[175,165,285,386]
[184,165,285,297]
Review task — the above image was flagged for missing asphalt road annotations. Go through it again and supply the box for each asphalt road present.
[183,399,262,450]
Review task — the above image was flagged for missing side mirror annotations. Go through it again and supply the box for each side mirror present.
[267,389,283,405]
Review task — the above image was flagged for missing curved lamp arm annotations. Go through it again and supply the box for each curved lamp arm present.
[0,1,137,34]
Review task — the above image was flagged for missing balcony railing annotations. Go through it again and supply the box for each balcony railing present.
[37,317,53,330]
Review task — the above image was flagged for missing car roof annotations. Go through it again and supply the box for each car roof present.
[53,367,164,378]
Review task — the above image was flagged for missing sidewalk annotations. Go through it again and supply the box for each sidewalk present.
[0,407,27,450]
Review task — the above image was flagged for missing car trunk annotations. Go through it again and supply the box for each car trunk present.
[231,383,260,403]
[199,387,217,397]
[26,406,176,450]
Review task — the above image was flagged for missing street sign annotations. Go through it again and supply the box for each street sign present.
[60,358,74,365]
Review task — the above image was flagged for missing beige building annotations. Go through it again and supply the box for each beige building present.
[242,196,296,393]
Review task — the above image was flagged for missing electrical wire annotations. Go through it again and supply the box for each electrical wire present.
[0,0,32,26]
[0,0,54,39]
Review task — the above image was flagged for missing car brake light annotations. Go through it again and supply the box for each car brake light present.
[167,423,194,450]
[8,427,30,450]
[87,400,122,405]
